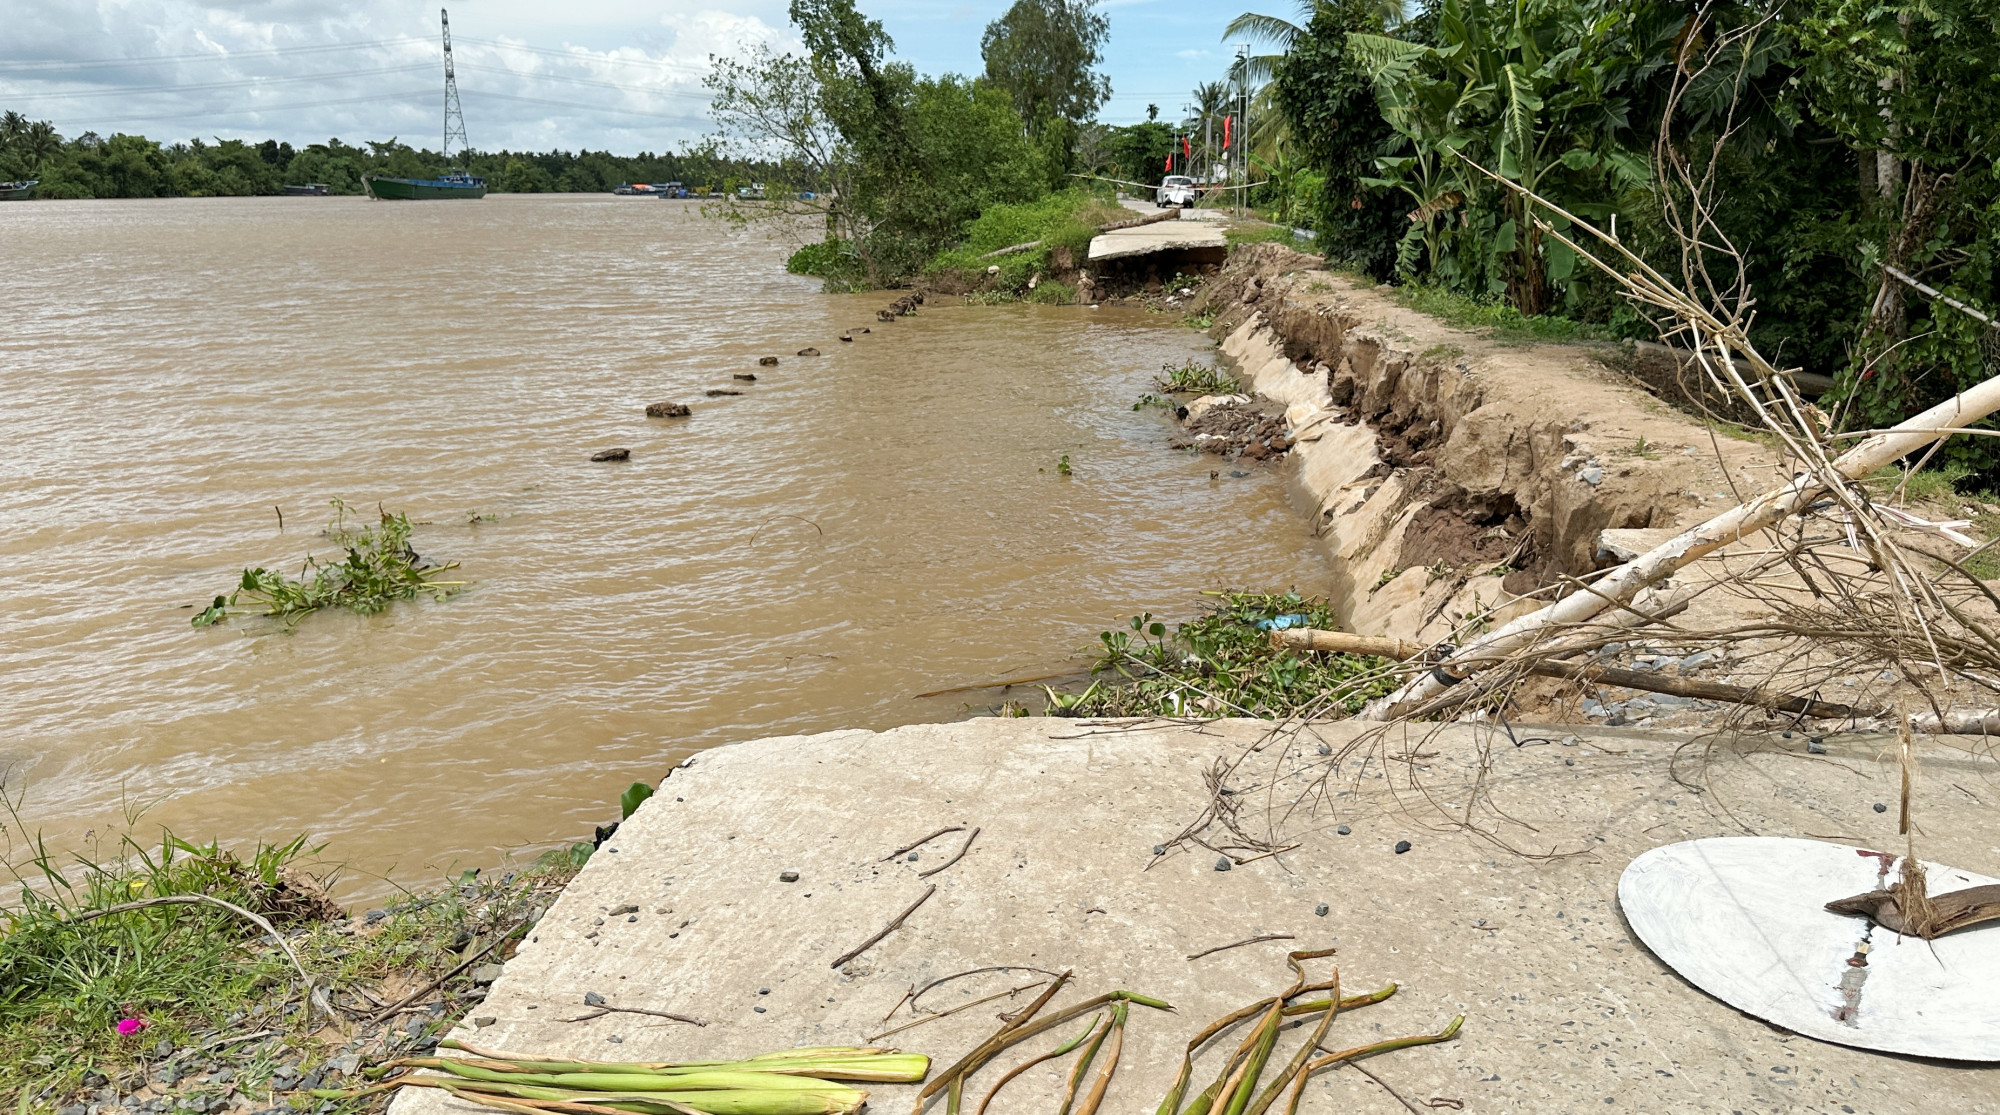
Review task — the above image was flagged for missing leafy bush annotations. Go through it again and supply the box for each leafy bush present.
[1156,361,1239,394]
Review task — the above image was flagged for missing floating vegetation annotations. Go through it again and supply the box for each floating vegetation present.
[1155,361,1237,395]
[193,499,465,629]
[1132,393,1174,411]
[1041,592,1398,719]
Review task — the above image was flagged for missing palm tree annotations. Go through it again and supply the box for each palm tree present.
[0,111,27,154]
[24,121,61,171]
[1223,0,1405,85]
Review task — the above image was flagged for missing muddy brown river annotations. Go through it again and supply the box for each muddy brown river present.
[0,194,1328,897]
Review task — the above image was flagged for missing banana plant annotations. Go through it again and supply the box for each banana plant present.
[1347,0,1676,312]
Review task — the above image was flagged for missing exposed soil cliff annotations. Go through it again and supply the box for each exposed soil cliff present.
[1194,244,1780,646]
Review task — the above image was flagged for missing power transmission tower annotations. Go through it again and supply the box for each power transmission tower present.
[440,8,468,163]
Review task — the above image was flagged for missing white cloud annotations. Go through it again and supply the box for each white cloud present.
[1174,48,1211,60]
[0,0,796,152]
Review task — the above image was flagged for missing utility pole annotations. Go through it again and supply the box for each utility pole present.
[441,8,468,164]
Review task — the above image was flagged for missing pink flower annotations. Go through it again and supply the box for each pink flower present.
[116,1017,146,1036]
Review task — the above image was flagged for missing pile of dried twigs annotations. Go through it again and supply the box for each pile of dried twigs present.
[913,955,1460,1115]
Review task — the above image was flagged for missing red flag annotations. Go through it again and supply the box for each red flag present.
[1183,136,1191,161]
[1164,153,1172,173]
[1224,115,1232,150]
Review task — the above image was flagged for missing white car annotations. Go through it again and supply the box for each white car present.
[1156,175,1198,208]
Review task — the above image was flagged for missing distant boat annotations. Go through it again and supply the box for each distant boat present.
[281,183,330,196]
[0,179,38,201]
[362,171,487,200]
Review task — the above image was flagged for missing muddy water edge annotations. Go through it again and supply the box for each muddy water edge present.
[0,194,1333,898]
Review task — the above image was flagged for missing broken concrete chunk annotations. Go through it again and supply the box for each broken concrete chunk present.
[645,402,692,418]
[590,448,630,462]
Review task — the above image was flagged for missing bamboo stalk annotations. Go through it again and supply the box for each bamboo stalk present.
[1056,1013,1114,1115]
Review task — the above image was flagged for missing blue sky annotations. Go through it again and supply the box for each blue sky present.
[0,0,1264,152]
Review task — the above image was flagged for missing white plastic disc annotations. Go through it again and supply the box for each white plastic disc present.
[1619,837,2000,1060]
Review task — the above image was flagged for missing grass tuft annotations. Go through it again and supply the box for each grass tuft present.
[1391,284,1607,344]
[1155,361,1237,395]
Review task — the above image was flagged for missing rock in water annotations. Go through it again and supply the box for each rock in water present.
[758,356,779,366]
[645,402,691,418]
[797,347,820,357]
[705,389,743,397]
[734,373,758,381]
[876,309,896,322]
[591,448,631,462]
[838,335,854,342]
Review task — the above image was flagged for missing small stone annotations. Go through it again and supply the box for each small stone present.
[1336,825,1351,835]
[364,909,386,924]
[758,987,771,995]
[779,870,800,882]
[627,915,637,922]
[907,852,919,862]
[471,964,504,986]
[1393,840,1412,854]
[1314,903,1329,917]
[1874,802,1888,813]
[60,1105,87,1115]
[758,356,779,366]
[1578,466,1604,486]
[473,1016,497,1028]
[734,373,757,381]
[1807,740,1827,755]
[1316,744,1331,755]
[1151,845,1166,856]
[607,1036,624,1044]
[754,1006,767,1013]
[1214,857,1232,872]
[584,991,607,1006]
[645,402,692,418]
[797,348,820,357]
[608,904,638,915]
[590,448,631,462]
[155,1038,176,1058]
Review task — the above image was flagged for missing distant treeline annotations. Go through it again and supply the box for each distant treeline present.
[0,113,780,198]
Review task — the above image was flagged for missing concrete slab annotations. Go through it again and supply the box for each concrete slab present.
[1089,220,1228,263]
[392,719,2000,1115]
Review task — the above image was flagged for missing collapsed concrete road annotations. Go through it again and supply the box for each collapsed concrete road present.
[389,718,2000,1115]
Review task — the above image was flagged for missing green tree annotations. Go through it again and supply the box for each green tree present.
[980,0,1113,137]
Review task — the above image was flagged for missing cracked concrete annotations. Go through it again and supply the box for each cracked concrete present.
[389,717,2000,1115]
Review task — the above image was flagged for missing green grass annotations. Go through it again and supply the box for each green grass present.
[928,189,1125,294]
[1222,223,1301,249]
[193,499,465,629]
[1038,591,1399,719]
[0,801,589,1113]
[1155,361,1238,395]
[1391,284,1608,344]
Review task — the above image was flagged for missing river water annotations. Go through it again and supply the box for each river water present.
[0,194,1328,896]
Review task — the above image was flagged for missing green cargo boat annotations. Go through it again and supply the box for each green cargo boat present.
[362,170,486,200]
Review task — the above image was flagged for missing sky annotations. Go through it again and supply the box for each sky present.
[0,0,1265,154]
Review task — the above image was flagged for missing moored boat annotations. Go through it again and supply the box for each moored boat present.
[362,171,487,200]
[281,183,331,196]
[0,179,38,201]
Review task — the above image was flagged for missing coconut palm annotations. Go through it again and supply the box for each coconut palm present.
[24,121,61,170]
[0,111,27,153]
[1223,0,1405,85]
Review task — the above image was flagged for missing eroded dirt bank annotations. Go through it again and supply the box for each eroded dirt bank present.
[1186,245,1782,649]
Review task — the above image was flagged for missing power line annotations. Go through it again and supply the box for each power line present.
[455,62,712,101]
[464,88,709,122]
[0,38,429,73]
[0,63,434,101]
[56,89,437,126]
[454,36,699,74]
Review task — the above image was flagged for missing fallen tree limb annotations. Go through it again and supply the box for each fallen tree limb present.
[1275,627,1881,720]
[976,239,1042,260]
